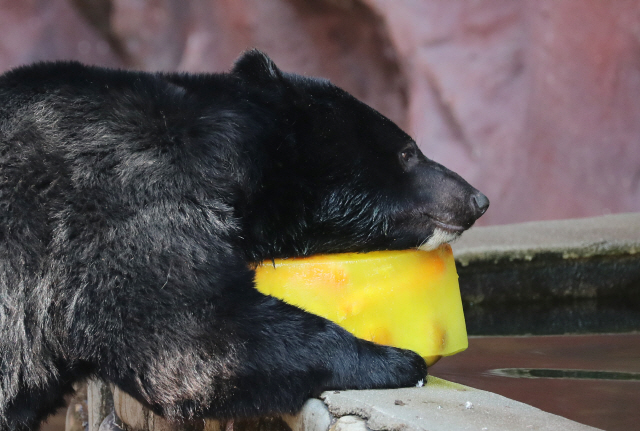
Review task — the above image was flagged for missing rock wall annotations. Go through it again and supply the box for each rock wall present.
[1,0,639,225]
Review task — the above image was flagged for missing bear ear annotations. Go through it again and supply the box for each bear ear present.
[232,49,283,84]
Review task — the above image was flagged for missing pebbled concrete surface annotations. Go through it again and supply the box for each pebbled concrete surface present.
[321,376,600,431]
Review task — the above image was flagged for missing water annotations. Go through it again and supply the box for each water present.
[430,333,640,431]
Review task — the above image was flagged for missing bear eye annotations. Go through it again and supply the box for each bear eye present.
[399,146,417,166]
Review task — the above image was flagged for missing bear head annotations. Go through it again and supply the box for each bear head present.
[232,50,489,261]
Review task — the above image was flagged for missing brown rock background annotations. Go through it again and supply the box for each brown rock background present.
[2,0,639,225]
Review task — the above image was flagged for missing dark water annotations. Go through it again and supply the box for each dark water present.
[430,333,640,431]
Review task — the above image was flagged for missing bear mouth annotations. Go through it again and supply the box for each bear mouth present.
[389,210,466,250]
[395,208,467,234]
[420,213,466,234]
[429,217,466,234]
[415,214,466,250]
[418,227,462,251]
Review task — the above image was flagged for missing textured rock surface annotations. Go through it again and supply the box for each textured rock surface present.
[1,0,639,225]
[0,0,121,67]
[283,399,334,431]
[328,415,367,431]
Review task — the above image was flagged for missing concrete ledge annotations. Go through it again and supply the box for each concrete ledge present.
[451,213,640,335]
[452,213,640,302]
[320,376,599,431]
[452,212,640,266]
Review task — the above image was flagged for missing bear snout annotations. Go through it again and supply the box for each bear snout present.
[407,158,488,231]
[470,191,490,218]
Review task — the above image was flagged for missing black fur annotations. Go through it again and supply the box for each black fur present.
[0,50,488,430]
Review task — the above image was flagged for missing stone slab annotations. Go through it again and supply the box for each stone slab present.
[452,213,640,266]
[449,213,640,334]
[283,399,333,431]
[320,376,600,431]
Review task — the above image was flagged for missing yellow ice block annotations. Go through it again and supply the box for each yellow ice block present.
[254,244,467,366]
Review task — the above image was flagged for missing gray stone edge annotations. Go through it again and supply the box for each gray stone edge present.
[451,212,640,266]
[319,377,600,431]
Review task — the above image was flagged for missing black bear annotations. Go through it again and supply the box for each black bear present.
[0,50,488,430]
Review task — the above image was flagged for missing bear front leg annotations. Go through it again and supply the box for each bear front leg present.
[98,282,427,421]
[196,289,428,418]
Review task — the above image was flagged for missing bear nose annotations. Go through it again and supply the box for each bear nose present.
[471,192,490,217]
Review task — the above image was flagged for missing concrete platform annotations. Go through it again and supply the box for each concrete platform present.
[450,213,640,335]
[320,376,599,431]
[452,212,640,265]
